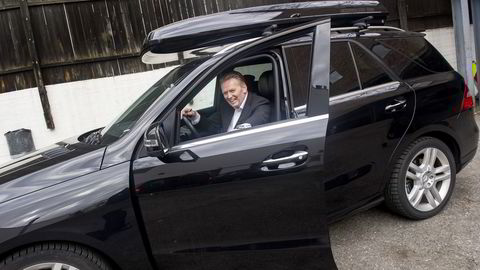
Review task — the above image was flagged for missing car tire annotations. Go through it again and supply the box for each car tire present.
[385,137,456,220]
[0,242,112,270]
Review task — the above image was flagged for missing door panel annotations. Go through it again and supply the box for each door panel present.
[324,42,415,217]
[133,117,335,269]
[325,82,414,214]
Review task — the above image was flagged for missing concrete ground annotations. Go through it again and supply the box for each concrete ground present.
[330,114,480,270]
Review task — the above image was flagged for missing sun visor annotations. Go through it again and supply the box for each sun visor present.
[141,44,234,65]
[141,1,387,62]
[141,51,180,66]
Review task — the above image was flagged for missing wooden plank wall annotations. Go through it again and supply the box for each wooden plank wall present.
[0,0,174,93]
[0,0,453,94]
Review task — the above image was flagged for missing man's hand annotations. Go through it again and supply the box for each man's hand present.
[181,107,198,119]
[181,106,201,125]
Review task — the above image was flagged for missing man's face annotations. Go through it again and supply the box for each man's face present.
[222,78,247,109]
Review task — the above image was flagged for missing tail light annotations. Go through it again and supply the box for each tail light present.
[461,81,474,111]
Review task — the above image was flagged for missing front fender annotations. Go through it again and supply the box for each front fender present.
[0,162,153,270]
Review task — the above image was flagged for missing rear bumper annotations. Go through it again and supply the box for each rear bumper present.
[460,147,477,170]
[457,110,479,171]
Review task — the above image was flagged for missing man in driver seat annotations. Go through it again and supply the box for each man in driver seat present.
[182,71,271,136]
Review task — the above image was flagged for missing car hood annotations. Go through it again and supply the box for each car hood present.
[0,136,106,204]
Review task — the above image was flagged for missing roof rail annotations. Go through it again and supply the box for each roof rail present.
[331,25,405,33]
[216,37,261,55]
[362,26,405,32]
[216,26,406,55]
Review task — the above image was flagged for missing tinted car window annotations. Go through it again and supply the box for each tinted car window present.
[351,43,392,89]
[283,44,312,108]
[330,42,360,97]
[284,42,362,107]
[380,38,452,73]
[366,37,453,80]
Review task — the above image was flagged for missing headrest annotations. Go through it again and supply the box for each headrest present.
[243,74,255,83]
[258,71,275,100]
[243,75,258,94]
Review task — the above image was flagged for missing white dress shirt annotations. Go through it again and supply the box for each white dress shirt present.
[226,92,248,132]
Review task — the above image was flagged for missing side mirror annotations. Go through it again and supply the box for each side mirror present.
[143,122,199,162]
[144,123,169,158]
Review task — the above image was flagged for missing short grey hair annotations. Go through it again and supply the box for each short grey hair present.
[220,71,247,86]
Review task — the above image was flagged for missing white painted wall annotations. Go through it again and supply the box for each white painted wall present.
[424,27,458,68]
[0,67,175,165]
[424,25,478,96]
[424,25,477,72]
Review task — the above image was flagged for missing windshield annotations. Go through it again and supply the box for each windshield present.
[98,58,208,145]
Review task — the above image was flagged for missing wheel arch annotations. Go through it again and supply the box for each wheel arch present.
[419,131,461,173]
[395,123,461,172]
[0,240,121,270]
[382,124,462,193]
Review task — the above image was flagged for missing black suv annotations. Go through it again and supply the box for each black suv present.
[0,1,478,270]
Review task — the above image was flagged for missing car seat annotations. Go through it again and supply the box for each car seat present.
[258,70,282,121]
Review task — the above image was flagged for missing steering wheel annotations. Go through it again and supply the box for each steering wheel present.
[182,117,200,138]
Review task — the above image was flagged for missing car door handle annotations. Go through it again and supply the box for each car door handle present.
[261,151,308,172]
[385,99,407,113]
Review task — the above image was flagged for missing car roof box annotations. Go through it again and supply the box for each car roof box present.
[142,1,387,56]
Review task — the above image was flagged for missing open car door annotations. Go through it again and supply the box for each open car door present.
[132,18,336,270]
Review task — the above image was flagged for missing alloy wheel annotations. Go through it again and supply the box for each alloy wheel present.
[23,263,79,270]
[405,147,451,212]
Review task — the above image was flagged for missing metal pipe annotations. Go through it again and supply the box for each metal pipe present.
[361,26,405,32]
[331,26,405,32]
[471,0,480,97]
[451,0,475,95]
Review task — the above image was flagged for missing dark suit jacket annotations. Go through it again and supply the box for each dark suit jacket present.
[197,93,271,135]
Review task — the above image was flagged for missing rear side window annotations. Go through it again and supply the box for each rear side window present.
[283,44,312,108]
[367,37,452,80]
[284,41,395,109]
[330,42,360,96]
[284,42,361,107]
[350,43,392,89]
